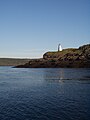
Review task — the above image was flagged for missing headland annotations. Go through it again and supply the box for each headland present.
[15,44,90,68]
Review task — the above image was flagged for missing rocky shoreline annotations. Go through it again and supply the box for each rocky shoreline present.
[15,44,90,68]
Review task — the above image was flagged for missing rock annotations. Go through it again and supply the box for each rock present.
[15,44,90,68]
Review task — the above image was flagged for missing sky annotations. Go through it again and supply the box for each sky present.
[0,0,90,58]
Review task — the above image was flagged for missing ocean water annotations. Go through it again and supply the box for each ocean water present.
[0,67,90,120]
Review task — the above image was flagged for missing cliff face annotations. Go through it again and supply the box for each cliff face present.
[43,44,90,61]
[79,44,90,60]
[15,44,90,68]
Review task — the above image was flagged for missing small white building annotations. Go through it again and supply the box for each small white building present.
[58,44,62,51]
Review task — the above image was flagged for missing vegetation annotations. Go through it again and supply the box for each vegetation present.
[0,44,90,68]
[0,58,30,66]
[16,44,90,68]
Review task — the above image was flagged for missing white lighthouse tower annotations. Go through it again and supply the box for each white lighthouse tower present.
[58,44,62,51]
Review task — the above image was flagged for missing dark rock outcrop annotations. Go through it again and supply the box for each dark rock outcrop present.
[15,44,90,68]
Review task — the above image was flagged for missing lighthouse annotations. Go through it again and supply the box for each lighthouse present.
[58,44,62,51]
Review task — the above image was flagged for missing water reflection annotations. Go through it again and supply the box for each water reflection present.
[43,69,65,83]
[43,68,90,83]
[58,69,64,82]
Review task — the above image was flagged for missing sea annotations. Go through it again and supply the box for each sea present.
[0,66,90,120]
